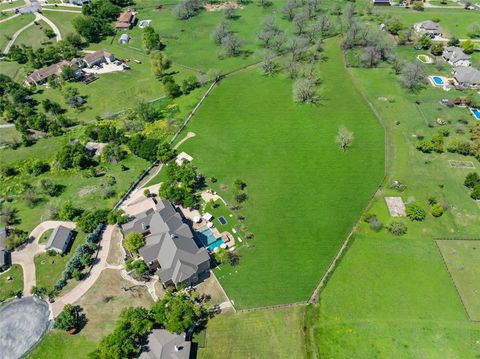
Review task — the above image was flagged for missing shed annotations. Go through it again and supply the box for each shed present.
[46,226,74,253]
[119,33,130,44]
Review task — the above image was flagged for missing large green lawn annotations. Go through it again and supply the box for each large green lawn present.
[0,13,34,51]
[14,20,53,49]
[179,38,384,308]
[309,64,480,357]
[0,264,24,301]
[42,10,80,37]
[197,306,306,358]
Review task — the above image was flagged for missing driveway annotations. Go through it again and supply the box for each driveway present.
[11,221,76,296]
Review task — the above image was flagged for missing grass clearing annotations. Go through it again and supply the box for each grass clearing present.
[14,20,53,49]
[0,13,34,51]
[436,239,480,321]
[42,10,80,37]
[197,305,306,359]
[180,38,384,308]
[0,264,23,301]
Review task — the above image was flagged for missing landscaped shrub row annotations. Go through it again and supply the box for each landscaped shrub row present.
[54,224,105,292]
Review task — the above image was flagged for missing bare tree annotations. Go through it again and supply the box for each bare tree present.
[305,0,320,18]
[258,16,281,48]
[293,79,319,104]
[271,32,287,54]
[261,52,277,75]
[316,14,333,37]
[257,0,272,7]
[282,0,297,21]
[360,47,378,68]
[288,36,310,61]
[173,0,202,20]
[221,33,243,56]
[336,126,354,151]
[212,21,229,44]
[293,11,309,35]
[287,60,299,79]
[400,62,426,91]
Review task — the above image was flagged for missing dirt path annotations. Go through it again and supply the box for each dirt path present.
[11,221,76,296]
[51,225,115,317]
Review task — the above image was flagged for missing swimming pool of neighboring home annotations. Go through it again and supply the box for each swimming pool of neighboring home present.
[470,108,480,120]
[433,76,444,85]
[195,226,223,251]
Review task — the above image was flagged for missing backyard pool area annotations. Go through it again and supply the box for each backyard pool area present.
[196,226,223,251]
[432,76,444,86]
[470,108,480,120]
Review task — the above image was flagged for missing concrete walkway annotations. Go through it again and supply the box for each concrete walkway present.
[36,12,61,41]
[0,123,15,128]
[11,220,76,296]
[3,19,35,54]
[41,7,81,13]
[0,13,20,24]
[51,225,115,317]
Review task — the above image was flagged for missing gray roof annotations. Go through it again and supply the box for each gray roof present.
[454,66,480,85]
[123,200,210,286]
[416,20,441,31]
[443,46,471,63]
[140,329,191,359]
[0,227,6,250]
[46,226,73,252]
[0,249,9,267]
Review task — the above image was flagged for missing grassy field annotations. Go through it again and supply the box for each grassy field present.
[0,264,23,301]
[27,269,153,358]
[376,8,479,38]
[178,38,384,308]
[436,239,480,321]
[41,10,80,38]
[197,306,306,359]
[34,232,85,291]
[0,60,25,81]
[308,63,480,357]
[14,20,53,49]
[0,13,34,51]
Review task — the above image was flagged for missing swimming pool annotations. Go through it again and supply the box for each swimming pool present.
[196,226,223,251]
[218,216,227,225]
[470,108,480,120]
[432,76,444,86]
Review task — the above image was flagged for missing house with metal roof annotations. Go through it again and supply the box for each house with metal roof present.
[453,66,480,89]
[139,329,191,359]
[442,46,471,67]
[122,199,210,288]
[46,226,74,253]
[83,50,115,68]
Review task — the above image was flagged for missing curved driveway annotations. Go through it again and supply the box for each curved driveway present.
[11,221,76,296]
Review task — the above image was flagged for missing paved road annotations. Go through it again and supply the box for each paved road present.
[0,13,19,23]
[51,225,115,317]
[36,12,61,41]
[11,221,76,296]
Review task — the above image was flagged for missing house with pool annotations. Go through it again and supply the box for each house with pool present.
[122,199,211,288]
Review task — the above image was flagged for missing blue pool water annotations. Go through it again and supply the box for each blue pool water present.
[196,227,223,251]
[218,216,227,225]
[471,108,480,120]
[433,76,444,85]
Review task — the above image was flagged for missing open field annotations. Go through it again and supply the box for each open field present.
[436,239,480,321]
[0,13,34,51]
[376,8,480,38]
[14,20,53,49]
[27,269,153,358]
[0,265,24,301]
[180,38,384,308]
[42,10,80,37]
[197,305,306,359]
[0,60,25,81]
[307,63,480,356]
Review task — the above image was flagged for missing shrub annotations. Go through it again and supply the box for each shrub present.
[431,203,444,217]
[369,217,383,231]
[464,172,480,189]
[124,232,145,254]
[406,202,426,221]
[387,221,407,236]
[412,1,424,10]
[416,140,434,153]
[54,304,79,331]
[471,184,480,200]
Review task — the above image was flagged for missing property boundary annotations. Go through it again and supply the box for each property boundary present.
[433,238,480,322]
[237,300,307,313]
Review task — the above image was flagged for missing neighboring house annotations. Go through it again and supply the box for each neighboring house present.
[122,199,210,288]
[139,329,191,359]
[83,50,115,68]
[442,46,471,67]
[0,227,10,271]
[24,59,82,86]
[453,66,480,89]
[413,20,442,37]
[119,33,130,44]
[46,226,74,253]
[372,0,390,5]
[115,10,136,30]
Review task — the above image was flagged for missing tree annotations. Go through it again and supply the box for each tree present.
[447,37,460,46]
[257,0,272,8]
[293,11,309,35]
[124,232,145,254]
[406,202,426,221]
[221,33,242,57]
[78,209,109,233]
[464,172,480,188]
[387,18,404,35]
[400,62,426,91]
[282,0,297,21]
[56,143,92,170]
[162,76,182,98]
[412,1,424,11]
[387,221,407,236]
[335,126,354,151]
[431,203,444,217]
[157,142,176,163]
[173,0,202,20]
[415,34,432,50]
[293,79,318,104]
[462,39,475,54]
[212,21,229,45]
[261,53,277,75]
[471,184,480,200]
[430,42,444,56]
[151,290,201,333]
[54,304,79,331]
[143,27,163,52]
[150,50,170,78]
[59,201,82,221]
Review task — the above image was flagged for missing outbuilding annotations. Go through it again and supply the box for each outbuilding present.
[119,33,130,44]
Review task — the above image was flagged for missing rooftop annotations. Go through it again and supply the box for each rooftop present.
[139,329,191,359]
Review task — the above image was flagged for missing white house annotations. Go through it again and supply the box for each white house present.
[442,46,471,67]
[83,50,115,68]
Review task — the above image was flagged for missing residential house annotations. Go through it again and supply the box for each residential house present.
[24,59,82,86]
[413,20,443,37]
[115,10,136,30]
[46,226,74,253]
[69,0,90,5]
[83,50,115,68]
[453,66,480,89]
[122,199,210,288]
[0,227,10,271]
[139,329,191,359]
[442,46,471,67]
[372,0,391,5]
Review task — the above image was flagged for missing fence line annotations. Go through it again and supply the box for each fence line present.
[237,300,308,314]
